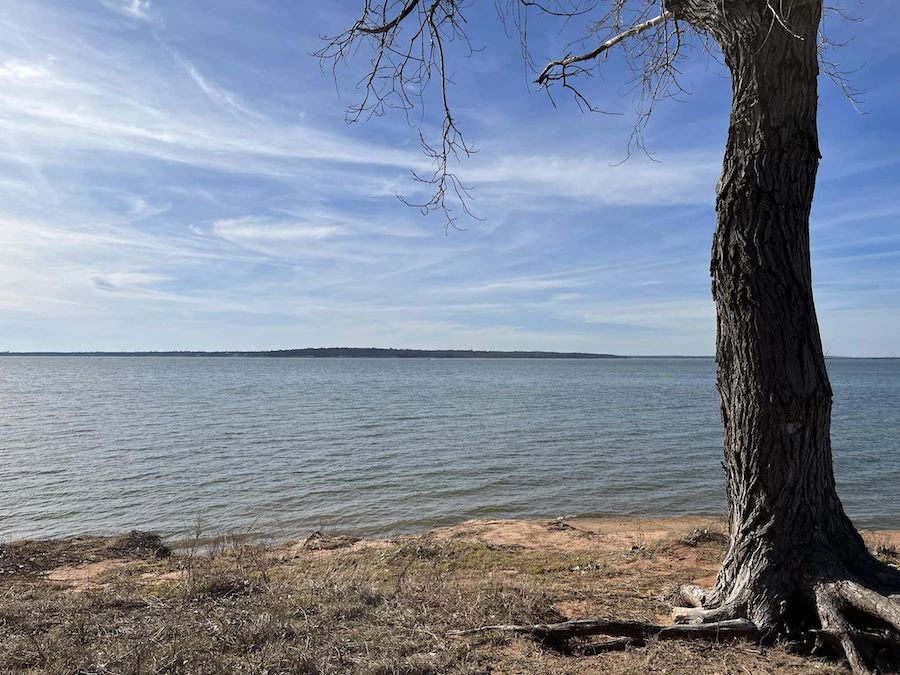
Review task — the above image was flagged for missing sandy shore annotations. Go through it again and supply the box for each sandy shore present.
[2,517,898,673]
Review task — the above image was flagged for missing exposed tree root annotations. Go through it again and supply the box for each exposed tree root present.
[678,583,710,608]
[836,581,900,634]
[449,617,758,643]
[452,579,900,674]
[672,602,740,625]
[814,581,900,674]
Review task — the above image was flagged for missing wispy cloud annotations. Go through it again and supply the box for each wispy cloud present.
[97,0,153,21]
[214,216,344,244]
[463,152,719,207]
[166,49,263,124]
[580,299,715,333]
[90,271,171,291]
[468,277,584,293]
[0,58,52,81]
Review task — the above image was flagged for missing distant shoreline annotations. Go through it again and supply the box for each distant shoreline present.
[1,349,897,359]
[0,347,622,359]
[0,349,896,359]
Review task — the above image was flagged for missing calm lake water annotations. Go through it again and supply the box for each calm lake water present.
[1,356,898,542]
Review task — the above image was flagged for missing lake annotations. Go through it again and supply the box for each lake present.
[1,356,898,542]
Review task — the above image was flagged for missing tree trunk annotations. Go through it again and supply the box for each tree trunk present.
[689,0,900,641]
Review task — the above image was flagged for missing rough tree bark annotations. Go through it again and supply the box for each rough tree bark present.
[322,1,900,671]
[701,0,868,623]
[668,1,900,670]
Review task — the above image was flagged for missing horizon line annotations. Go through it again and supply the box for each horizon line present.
[1,347,897,360]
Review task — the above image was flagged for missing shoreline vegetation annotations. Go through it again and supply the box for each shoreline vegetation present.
[2,517,897,674]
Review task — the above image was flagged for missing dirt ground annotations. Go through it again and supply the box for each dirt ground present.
[1,518,898,674]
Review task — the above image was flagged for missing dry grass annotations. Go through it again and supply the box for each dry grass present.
[862,532,900,569]
[0,519,857,674]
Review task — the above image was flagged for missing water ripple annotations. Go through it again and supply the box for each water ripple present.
[0,356,897,541]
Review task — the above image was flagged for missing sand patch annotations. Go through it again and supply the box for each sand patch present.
[44,558,130,591]
[428,516,723,555]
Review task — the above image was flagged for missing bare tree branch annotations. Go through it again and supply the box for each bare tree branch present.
[819,1,866,112]
[318,1,862,225]
[357,0,422,34]
[535,11,672,85]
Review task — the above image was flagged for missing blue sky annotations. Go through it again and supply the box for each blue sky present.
[1,1,898,356]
